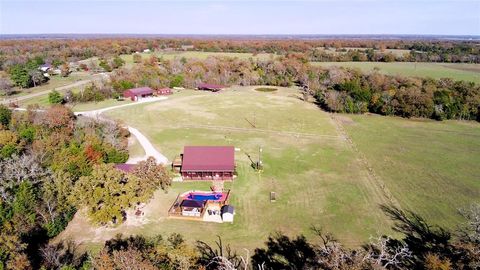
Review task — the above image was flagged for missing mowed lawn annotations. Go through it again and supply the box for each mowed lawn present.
[59,87,395,251]
[341,114,480,228]
[311,62,480,83]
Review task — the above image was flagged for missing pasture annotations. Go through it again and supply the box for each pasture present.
[311,62,480,83]
[58,86,480,252]
[59,87,395,250]
[341,114,480,228]
[121,51,274,66]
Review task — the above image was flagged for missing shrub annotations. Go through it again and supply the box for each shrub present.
[48,90,64,104]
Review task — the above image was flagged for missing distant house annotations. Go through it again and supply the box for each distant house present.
[39,64,51,72]
[157,87,173,95]
[180,146,235,180]
[123,87,154,101]
[197,83,226,92]
[221,205,235,222]
[143,49,151,53]
[181,45,194,51]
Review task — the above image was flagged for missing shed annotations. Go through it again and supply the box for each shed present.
[180,199,205,217]
[197,83,226,92]
[221,205,234,222]
[181,146,235,180]
[123,87,154,101]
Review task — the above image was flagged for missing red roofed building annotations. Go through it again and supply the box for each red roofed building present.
[197,83,226,92]
[114,163,136,173]
[181,146,235,180]
[123,87,154,101]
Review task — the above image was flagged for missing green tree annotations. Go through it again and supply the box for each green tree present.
[132,54,142,63]
[48,90,64,104]
[0,144,17,159]
[112,56,125,69]
[9,64,31,88]
[99,59,112,72]
[133,157,171,194]
[71,164,138,224]
[169,74,184,88]
[12,181,37,232]
[0,105,12,128]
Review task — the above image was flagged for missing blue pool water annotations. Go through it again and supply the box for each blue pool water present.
[187,193,222,201]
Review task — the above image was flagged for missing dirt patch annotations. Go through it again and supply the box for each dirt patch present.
[255,87,278,92]
[336,115,356,125]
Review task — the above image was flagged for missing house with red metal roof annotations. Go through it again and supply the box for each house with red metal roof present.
[197,83,226,92]
[180,146,235,180]
[123,87,154,101]
[114,163,137,173]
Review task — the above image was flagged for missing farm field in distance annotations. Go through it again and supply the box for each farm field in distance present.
[58,86,480,252]
[120,51,274,66]
[312,61,480,83]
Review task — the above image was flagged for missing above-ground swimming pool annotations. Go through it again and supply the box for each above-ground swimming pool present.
[187,193,223,201]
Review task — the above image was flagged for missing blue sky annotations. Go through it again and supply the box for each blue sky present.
[0,0,479,35]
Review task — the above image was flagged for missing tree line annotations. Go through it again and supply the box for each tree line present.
[104,54,479,121]
[0,105,171,269]
[0,38,478,74]
[6,203,479,269]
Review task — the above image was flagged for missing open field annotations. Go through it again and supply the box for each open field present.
[120,51,274,66]
[311,62,480,83]
[58,87,480,252]
[59,87,396,250]
[341,114,480,228]
[2,72,91,100]
[315,47,411,57]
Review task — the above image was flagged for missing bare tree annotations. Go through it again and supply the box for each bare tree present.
[0,153,51,202]
[364,235,412,269]
[0,77,14,96]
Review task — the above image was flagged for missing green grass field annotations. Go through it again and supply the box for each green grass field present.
[121,51,274,66]
[341,114,480,227]
[311,62,480,83]
[59,87,395,250]
[57,86,479,252]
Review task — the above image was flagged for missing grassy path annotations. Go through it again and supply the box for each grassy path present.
[330,114,401,209]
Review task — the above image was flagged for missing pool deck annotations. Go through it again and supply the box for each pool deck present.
[167,190,231,222]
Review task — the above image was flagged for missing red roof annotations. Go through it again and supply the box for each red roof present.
[182,146,235,172]
[124,87,154,95]
[197,83,226,90]
[114,163,136,173]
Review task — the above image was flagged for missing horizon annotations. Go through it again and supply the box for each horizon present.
[1,0,479,36]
